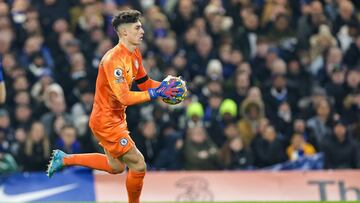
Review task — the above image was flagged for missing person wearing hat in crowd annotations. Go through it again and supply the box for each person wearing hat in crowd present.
[206,98,238,148]
[186,101,204,128]
[219,98,238,124]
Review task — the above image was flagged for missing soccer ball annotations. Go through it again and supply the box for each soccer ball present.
[162,76,188,105]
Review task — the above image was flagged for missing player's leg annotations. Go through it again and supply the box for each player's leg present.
[47,130,127,177]
[120,146,146,203]
[104,149,126,173]
[47,149,125,177]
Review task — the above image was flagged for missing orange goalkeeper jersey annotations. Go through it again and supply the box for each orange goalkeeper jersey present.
[89,43,160,143]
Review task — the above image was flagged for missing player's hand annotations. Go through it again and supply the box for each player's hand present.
[148,78,181,99]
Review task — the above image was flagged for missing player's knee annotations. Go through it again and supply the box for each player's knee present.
[132,155,146,172]
[108,161,125,174]
[134,159,146,172]
[110,167,125,174]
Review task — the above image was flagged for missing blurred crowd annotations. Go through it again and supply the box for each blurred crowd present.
[0,0,360,173]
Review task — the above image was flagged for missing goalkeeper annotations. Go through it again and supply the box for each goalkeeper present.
[47,9,185,203]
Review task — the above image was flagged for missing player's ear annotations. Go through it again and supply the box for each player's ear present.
[118,25,127,37]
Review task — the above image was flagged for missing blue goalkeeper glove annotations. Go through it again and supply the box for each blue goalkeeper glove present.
[148,79,181,99]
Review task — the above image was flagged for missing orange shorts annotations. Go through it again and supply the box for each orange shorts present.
[91,128,135,159]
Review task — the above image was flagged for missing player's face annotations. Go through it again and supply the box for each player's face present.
[126,21,144,46]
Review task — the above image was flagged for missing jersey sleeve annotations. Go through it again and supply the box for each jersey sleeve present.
[135,53,161,91]
[102,59,151,106]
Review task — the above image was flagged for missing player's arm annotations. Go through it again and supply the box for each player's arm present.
[103,60,151,106]
[103,60,179,106]
[135,55,160,91]
[136,74,160,90]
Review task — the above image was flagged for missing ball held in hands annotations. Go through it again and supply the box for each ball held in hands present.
[162,76,188,105]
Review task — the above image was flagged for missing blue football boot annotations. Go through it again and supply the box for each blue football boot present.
[47,149,68,177]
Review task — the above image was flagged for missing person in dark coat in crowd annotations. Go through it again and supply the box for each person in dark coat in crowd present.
[321,120,360,169]
[251,125,287,168]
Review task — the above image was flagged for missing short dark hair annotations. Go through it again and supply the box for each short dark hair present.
[112,9,142,31]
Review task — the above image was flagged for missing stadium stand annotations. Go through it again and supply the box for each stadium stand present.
[0,0,359,174]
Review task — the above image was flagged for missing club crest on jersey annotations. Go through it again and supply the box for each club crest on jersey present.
[120,138,128,146]
[134,59,139,70]
[114,68,124,83]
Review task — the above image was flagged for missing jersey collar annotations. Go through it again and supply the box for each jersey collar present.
[117,42,135,56]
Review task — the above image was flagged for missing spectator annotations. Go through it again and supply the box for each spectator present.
[13,104,33,129]
[234,11,260,60]
[238,98,265,148]
[219,136,253,170]
[153,131,183,170]
[297,1,328,50]
[188,35,216,79]
[18,121,50,171]
[0,0,359,172]
[71,86,94,149]
[332,0,357,35]
[286,133,316,161]
[298,86,328,119]
[228,72,250,108]
[10,127,26,159]
[274,102,293,138]
[54,125,80,154]
[309,25,337,66]
[0,151,18,174]
[343,34,360,68]
[186,102,204,128]
[41,96,72,145]
[267,14,296,48]
[324,64,347,113]
[345,69,360,94]
[321,120,360,169]
[263,73,298,120]
[205,98,238,148]
[170,0,197,36]
[292,118,318,150]
[133,120,163,168]
[251,125,287,168]
[219,98,238,124]
[287,58,312,97]
[343,89,360,124]
[307,98,333,145]
[206,59,223,81]
[316,47,343,84]
[204,93,223,123]
[183,126,219,170]
[0,109,13,148]
[0,56,6,104]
